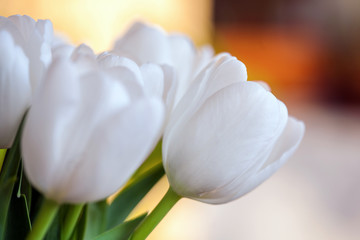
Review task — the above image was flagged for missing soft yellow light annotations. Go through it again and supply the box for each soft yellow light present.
[0,0,212,52]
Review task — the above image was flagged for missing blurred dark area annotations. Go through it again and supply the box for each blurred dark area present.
[213,0,360,107]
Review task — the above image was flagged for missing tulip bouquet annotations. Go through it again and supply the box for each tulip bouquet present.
[0,15,304,240]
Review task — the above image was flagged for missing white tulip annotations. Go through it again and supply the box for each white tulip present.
[0,15,53,92]
[97,52,177,123]
[162,54,305,204]
[113,22,213,106]
[0,31,31,148]
[0,15,53,148]
[21,55,164,203]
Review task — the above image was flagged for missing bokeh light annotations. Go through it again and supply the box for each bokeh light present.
[0,0,212,51]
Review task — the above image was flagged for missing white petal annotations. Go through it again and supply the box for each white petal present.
[22,57,165,203]
[261,117,305,169]
[163,54,247,158]
[71,44,95,60]
[97,53,143,86]
[8,15,36,41]
[7,15,52,90]
[9,15,54,93]
[70,44,97,73]
[140,63,164,98]
[23,59,133,198]
[164,81,288,200]
[173,44,214,103]
[0,17,25,46]
[253,80,271,91]
[161,64,177,115]
[26,30,46,92]
[35,19,53,45]
[22,58,81,195]
[203,117,305,204]
[194,45,214,76]
[167,34,196,101]
[57,98,164,203]
[35,19,53,68]
[113,22,170,65]
[52,43,75,59]
[0,31,30,148]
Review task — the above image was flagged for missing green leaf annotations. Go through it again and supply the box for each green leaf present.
[29,188,44,226]
[72,205,87,240]
[0,149,6,173]
[43,213,61,240]
[4,190,32,239]
[17,162,33,209]
[93,213,146,240]
[106,162,164,230]
[43,204,70,240]
[3,163,33,239]
[80,200,108,240]
[0,116,25,240]
[131,140,162,180]
[27,192,66,240]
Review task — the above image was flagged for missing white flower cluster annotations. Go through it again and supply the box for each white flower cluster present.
[0,15,304,204]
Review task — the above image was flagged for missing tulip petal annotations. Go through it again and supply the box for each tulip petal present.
[161,64,177,116]
[97,53,143,86]
[35,19,53,45]
[168,34,196,101]
[164,81,288,201]
[164,54,247,158]
[253,80,271,91]
[8,15,36,41]
[191,45,214,81]
[197,117,305,204]
[0,31,30,148]
[22,56,165,203]
[70,44,97,73]
[113,22,170,65]
[140,63,164,98]
[113,21,213,117]
[23,59,131,199]
[7,15,53,92]
[0,17,26,46]
[56,98,164,203]
[22,59,82,194]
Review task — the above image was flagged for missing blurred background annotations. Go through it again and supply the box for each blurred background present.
[1,0,360,239]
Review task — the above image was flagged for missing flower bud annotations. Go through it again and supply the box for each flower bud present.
[22,54,164,203]
[162,54,305,204]
[113,22,213,105]
[0,31,31,148]
[0,15,54,91]
[0,15,54,148]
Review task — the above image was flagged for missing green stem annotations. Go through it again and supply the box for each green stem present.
[61,203,84,240]
[131,187,181,240]
[27,198,60,240]
[0,149,7,173]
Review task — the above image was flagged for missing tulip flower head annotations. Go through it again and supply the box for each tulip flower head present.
[97,51,177,123]
[0,30,31,148]
[0,15,53,92]
[113,22,213,106]
[162,54,305,204]
[0,15,53,148]
[21,52,164,203]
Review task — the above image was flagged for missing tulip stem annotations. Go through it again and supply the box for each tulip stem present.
[131,187,181,240]
[61,203,84,240]
[0,149,6,173]
[27,198,60,240]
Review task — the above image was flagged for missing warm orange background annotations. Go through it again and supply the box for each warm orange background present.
[0,0,212,51]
